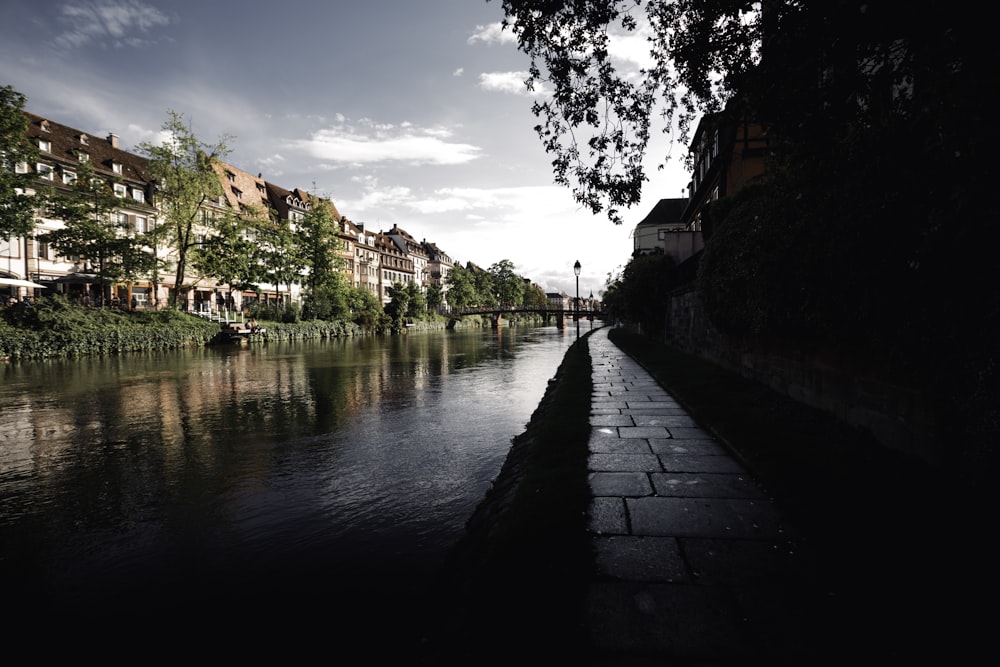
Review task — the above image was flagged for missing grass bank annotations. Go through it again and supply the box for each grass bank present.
[423,330,596,664]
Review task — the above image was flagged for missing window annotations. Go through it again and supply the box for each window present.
[113,183,127,197]
[112,162,122,174]
[79,152,89,163]
[132,188,144,203]
[80,134,89,145]
[15,161,28,174]
[41,120,51,132]
[38,139,51,152]
[63,170,76,185]
[37,163,54,180]
[227,171,236,182]
[115,212,129,226]
[135,216,148,233]
[37,240,50,260]
[232,188,242,199]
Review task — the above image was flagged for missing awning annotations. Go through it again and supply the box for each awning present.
[51,273,101,284]
[0,277,47,289]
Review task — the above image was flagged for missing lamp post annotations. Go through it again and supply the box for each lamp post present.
[573,260,581,336]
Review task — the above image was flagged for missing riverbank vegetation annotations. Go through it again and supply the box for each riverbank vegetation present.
[0,291,545,361]
[0,294,220,359]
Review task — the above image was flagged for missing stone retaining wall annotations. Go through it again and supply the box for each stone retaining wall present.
[665,286,942,466]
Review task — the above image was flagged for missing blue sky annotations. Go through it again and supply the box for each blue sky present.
[1,0,690,296]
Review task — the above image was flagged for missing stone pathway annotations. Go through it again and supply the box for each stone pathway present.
[584,326,830,665]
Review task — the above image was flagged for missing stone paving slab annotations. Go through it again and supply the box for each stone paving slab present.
[631,414,699,427]
[588,452,663,473]
[588,471,654,496]
[658,453,748,474]
[650,472,768,498]
[589,414,636,427]
[648,438,729,456]
[588,437,651,455]
[627,496,788,539]
[589,496,628,535]
[592,535,690,583]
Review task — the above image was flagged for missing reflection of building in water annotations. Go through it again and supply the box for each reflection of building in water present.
[0,333,525,487]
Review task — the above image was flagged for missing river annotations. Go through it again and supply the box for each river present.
[0,323,580,653]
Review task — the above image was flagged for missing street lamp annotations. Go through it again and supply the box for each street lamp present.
[573,260,581,335]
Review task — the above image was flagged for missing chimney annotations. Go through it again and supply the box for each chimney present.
[107,133,119,148]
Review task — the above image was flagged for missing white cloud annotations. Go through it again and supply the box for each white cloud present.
[53,0,171,49]
[291,117,481,166]
[467,22,516,45]
[607,27,655,71]
[478,71,542,96]
[453,67,464,77]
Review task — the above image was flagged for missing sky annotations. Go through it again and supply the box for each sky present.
[1,0,692,297]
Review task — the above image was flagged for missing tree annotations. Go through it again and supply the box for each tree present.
[298,195,343,293]
[0,86,39,239]
[138,111,231,308]
[384,281,410,329]
[444,263,478,312]
[471,265,497,308]
[346,285,385,330]
[194,206,263,301]
[425,283,443,313]
[488,259,525,309]
[601,252,677,336]
[522,282,548,309]
[496,1,988,224]
[39,162,157,303]
[257,216,304,302]
[404,281,427,319]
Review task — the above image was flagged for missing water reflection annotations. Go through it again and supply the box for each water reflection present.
[1,325,573,636]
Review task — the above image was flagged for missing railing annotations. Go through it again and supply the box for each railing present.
[455,306,601,318]
[192,309,245,325]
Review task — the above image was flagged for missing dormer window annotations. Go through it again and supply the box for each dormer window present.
[232,188,242,200]
[80,134,89,145]
[112,162,122,175]
[132,188,144,203]
[79,152,89,163]
[114,183,127,198]
[63,170,76,185]
[40,120,51,132]
[37,163,54,180]
[38,139,51,152]
[227,171,236,182]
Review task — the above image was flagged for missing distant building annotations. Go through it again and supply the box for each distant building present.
[632,198,690,256]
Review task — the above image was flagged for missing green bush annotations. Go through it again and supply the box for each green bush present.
[1,295,218,359]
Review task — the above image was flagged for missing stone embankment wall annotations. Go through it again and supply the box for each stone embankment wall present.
[665,286,941,466]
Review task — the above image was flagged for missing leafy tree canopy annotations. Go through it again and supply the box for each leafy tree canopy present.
[0,85,39,238]
[137,110,232,306]
[496,0,988,223]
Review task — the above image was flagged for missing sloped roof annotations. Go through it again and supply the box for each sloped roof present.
[636,198,689,228]
[215,161,269,215]
[24,111,150,185]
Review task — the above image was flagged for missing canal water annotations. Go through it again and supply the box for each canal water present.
[0,324,579,652]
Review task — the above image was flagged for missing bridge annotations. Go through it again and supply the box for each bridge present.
[453,306,603,328]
